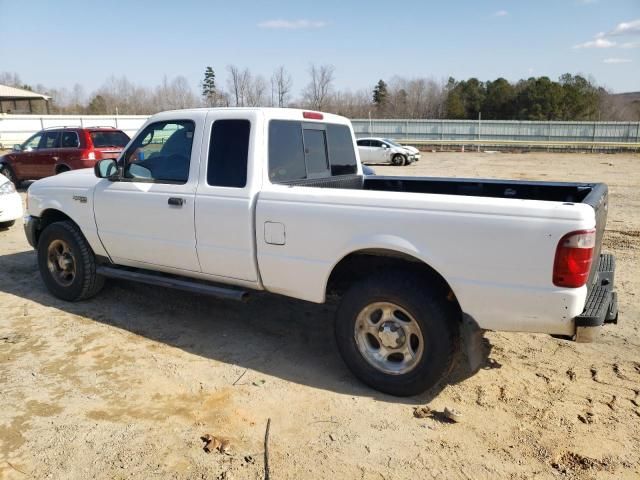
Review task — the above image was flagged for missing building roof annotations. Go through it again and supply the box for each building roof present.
[0,84,51,100]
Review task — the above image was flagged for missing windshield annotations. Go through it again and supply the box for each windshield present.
[383,138,402,147]
[90,131,130,148]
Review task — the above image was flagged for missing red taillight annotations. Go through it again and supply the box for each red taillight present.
[553,229,596,288]
[303,111,323,120]
[81,149,97,161]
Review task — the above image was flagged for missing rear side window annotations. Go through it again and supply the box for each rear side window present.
[269,120,357,183]
[328,125,357,176]
[41,131,60,149]
[90,130,129,148]
[269,121,306,182]
[207,119,250,188]
[61,131,80,148]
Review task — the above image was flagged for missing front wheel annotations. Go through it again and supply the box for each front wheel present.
[37,221,105,301]
[335,272,458,396]
[391,154,406,166]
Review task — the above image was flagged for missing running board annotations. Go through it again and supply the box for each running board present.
[96,266,249,302]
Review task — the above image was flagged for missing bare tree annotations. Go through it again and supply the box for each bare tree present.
[303,64,335,111]
[0,72,23,87]
[246,75,268,107]
[271,66,293,107]
[227,65,252,107]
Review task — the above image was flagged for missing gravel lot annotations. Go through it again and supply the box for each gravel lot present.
[1,152,639,479]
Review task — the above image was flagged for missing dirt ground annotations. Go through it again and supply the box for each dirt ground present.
[1,151,639,480]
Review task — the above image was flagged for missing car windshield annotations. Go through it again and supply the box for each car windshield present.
[383,138,402,147]
[90,131,130,148]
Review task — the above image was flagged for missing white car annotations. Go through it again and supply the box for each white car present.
[23,108,617,396]
[0,173,22,228]
[356,137,420,166]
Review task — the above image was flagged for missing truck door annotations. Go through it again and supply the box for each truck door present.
[194,111,260,283]
[93,117,202,272]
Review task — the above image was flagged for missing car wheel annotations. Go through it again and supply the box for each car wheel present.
[335,272,458,396]
[0,220,16,229]
[37,221,105,301]
[391,154,406,166]
[56,166,70,175]
[0,164,19,187]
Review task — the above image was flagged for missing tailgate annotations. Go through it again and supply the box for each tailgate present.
[582,183,609,287]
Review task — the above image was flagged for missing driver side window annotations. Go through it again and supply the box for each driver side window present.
[124,120,195,184]
[23,133,43,151]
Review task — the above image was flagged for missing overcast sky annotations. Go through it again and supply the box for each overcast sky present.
[1,0,638,95]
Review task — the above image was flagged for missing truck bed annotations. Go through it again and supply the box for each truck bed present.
[363,176,605,205]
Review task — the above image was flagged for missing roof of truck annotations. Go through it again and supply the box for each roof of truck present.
[148,107,351,125]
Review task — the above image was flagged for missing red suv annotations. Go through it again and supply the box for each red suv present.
[0,127,130,185]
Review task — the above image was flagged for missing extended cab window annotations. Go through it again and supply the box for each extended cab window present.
[207,119,250,188]
[124,120,194,184]
[269,120,357,183]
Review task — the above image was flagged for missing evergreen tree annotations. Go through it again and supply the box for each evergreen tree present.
[372,79,388,107]
[202,66,217,106]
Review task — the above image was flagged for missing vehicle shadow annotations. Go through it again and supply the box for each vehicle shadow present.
[0,249,495,405]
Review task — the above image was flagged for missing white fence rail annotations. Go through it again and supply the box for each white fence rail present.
[2,114,639,150]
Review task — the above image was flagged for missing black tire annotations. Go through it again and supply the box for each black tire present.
[56,166,70,175]
[391,154,406,166]
[0,220,16,229]
[37,221,105,301]
[335,272,458,396]
[0,164,19,187]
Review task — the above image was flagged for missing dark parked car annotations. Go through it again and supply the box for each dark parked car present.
[0,126,130,185]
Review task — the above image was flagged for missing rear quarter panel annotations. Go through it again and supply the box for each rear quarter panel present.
[256,187,595,336]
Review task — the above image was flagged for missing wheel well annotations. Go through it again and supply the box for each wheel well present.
[326,249,461,316]
[35,209,74,245]
[55,164,70,174]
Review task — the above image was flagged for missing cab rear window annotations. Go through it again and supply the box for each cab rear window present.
[90,131,130,148]
[268,120,357,183]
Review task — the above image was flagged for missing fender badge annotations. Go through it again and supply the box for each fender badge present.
[72,195,87,203]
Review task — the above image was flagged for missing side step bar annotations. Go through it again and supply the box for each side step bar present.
[96,266,249,302]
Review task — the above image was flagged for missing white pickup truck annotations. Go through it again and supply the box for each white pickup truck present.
[24,108,618,396]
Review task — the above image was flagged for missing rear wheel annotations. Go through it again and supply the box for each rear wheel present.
[392,154,406,166]
[56,166,70,175]
[37,221,105,301]
[335,272,458,396]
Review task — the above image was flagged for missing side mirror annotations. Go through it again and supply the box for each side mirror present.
[94,158,120,180]
[13,144,22,152]
[381,144,388,149]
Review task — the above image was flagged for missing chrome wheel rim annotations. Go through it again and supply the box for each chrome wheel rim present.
[354,302,424,375]
[47,239,76,287]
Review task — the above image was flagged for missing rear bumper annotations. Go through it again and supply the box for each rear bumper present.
[574,253,618,342]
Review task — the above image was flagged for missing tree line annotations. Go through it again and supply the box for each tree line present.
[1,68,637,121]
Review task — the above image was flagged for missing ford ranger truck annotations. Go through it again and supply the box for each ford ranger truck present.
[23,108,618,396]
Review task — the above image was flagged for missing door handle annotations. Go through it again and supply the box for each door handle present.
[168,197,184,207]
